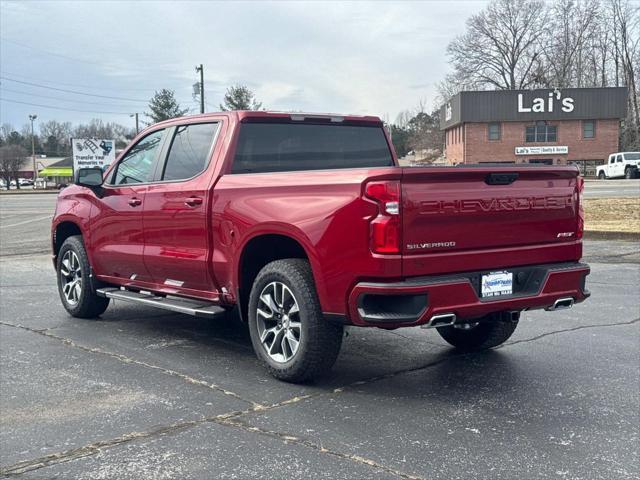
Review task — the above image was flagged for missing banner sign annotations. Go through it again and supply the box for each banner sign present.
[71,138,116,172]
[515,146,569,155]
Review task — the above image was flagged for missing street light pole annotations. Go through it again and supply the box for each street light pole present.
[130,113,139,134]
[28,114,37,182]
[195,64,204,114]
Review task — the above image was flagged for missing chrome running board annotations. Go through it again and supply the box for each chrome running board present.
[96,287,225,318]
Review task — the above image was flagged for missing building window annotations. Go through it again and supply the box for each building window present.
[583,120,596,139]
[488,122,501,141]
[526,121,557,143]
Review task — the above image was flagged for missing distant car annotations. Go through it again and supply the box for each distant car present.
[596,152,640,179]
[19,178,34,186]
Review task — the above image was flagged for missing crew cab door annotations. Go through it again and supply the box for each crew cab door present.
[90,128,167,282]
[605,155,615,176]
[143,121,222,295]
[614,154,625,177]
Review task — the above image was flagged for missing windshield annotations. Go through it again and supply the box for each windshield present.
[232,122,393,174]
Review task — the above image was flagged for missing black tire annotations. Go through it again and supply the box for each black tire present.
[598,171,606,180]
[437,312,518,351]
[624,168,634,179]
[248,259,343,383]
[56,235,110,319]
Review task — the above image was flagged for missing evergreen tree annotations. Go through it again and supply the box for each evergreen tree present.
[146,89,188,123]
[219,85,262,111]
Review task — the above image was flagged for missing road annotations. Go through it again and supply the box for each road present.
[584,178,640,198]
[0,191,638,479]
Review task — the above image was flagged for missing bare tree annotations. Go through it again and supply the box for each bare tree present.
[446,0,548,91]
[0,145,27,190]
[73,119,134,149]
[606,0,640,148]
[404,101,445,160]
[40,120,72,156]
[537,0,601,88]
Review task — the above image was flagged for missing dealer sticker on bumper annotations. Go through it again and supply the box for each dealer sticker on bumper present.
[481,271,513,298]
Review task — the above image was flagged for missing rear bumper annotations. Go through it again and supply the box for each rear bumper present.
[347,262,590,328]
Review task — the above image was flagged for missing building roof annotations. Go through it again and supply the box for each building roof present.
[440,87,628,130]
[50,157,73,167]
[18,157,67,172]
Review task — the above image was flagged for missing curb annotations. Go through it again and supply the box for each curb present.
[584,230,640,242]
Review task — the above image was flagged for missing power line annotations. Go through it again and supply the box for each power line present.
[1,37,103,66]
[1,87,144,109]
[1,76,148,102]
[0,97,132,115]
[0,70,160,92]
[1,37,189,73]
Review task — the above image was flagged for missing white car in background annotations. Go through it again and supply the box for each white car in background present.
[597,152,640,179]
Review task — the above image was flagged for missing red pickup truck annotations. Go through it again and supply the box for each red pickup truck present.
[52,111,590,382]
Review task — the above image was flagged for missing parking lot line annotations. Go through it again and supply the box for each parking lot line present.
[2,214,53,228]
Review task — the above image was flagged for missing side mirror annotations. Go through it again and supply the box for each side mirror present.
[75,167,104,188]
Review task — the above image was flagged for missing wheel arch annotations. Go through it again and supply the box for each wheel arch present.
[53,220,83,259]
[235,231,326,322]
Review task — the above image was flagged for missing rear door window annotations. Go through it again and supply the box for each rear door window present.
[231,123,393,174]
[162,123,219,181]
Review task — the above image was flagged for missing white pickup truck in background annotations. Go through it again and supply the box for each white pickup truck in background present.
[597,152,640,179]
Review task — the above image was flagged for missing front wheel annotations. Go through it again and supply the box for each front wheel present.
[57,235,110,318]
[437,312,518,351]
[248,259,343,383]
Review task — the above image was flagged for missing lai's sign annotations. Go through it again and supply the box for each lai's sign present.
[71,138,116,172]
[517,90,574,113]
[515,146,569,155]
[440,87,628,129]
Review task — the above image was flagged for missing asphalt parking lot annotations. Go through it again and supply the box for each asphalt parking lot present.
[0,190,638,479]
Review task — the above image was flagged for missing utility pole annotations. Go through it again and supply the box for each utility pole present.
[130,113,139,134]
[28,114,37,181]
[195,64,204,114]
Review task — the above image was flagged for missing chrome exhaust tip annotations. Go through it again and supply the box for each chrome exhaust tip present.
[546,297,574,311]
[422,313,457,329]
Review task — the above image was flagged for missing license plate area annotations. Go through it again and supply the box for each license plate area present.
[481,271,513,298]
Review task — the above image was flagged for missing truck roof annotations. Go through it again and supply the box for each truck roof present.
[152,110,383,128]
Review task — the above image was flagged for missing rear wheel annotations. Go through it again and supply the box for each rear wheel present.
[598,171,606,180]
[625,168,635,179]
[248,259,343,383]
[57,236,110,318]
[437,311,518,351]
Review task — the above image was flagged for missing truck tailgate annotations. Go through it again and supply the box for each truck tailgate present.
[401,166,580,274]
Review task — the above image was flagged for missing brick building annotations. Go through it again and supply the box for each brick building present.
[440,87,627,175]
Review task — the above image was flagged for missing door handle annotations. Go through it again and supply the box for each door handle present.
[128,197,142,207]
[185,196,203,207]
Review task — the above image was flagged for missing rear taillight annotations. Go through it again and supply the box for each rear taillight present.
[365,180,401,254]
[576,176,585,240]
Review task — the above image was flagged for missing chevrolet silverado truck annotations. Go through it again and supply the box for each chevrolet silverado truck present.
[52,111,590,382]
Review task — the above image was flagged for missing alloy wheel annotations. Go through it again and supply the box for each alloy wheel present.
[256,281,301,363]
[60,250,82,306]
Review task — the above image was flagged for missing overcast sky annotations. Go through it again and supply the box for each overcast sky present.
[0,0,486,131]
